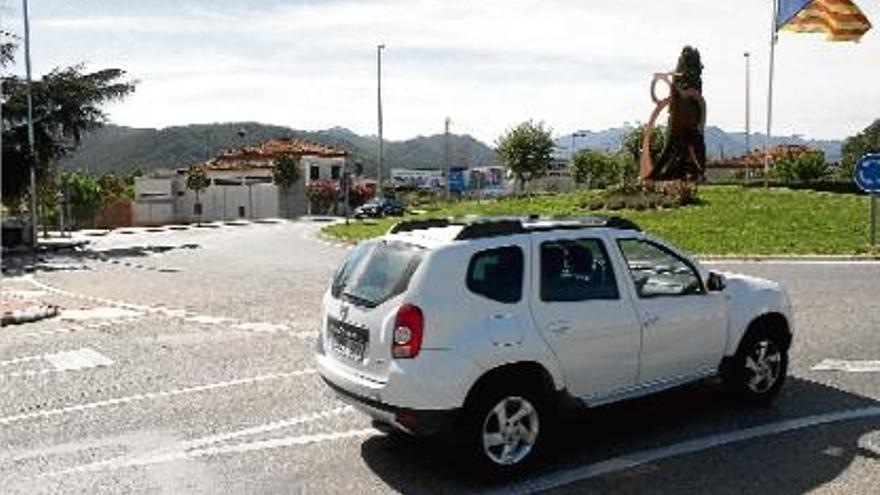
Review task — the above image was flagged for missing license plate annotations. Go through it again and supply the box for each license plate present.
[328,318,368,361]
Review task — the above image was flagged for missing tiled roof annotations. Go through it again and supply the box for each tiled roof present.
[203,138,347,171]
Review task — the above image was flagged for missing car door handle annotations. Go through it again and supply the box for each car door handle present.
[643,314,660,327]
[547,321,571,335]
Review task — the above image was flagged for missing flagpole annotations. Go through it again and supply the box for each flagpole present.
[764,0,779,188]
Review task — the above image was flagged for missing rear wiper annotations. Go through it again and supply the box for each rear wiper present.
[341,291,375,308]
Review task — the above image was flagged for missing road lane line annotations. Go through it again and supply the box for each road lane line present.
[23,277,307,339]
[489,406,880,495]
[0,354,45,367]
[42,406,359,476]
[0,368,316,426]
[813,359,880,373]
[0,348,113,379]
[701,259,880,265]
[186,428,375,457]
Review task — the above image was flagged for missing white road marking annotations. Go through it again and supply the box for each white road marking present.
[22,277,302,339]
[5,327,77,340]
[44,406,358,476]
[45,348,114,371]
[185,315,235,325]
[2,289,49,299]
[232,322,289,333]
[489,406,880,495]
[0,348,113,377]
[185,428,374,458]
[701,259,880,266]
[0,354,45,367]
[813,359,880,373]
[59,307,142,321]
[0,368,316,426]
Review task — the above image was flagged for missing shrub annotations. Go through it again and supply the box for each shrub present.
[307,179,339,214]
[347,181,374,208]
[772,151,829,184]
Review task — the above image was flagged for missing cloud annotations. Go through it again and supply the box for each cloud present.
[9,0,879,142]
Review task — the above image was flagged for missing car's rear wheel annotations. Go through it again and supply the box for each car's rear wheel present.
[462,384,546,474]
[722,330,788,403]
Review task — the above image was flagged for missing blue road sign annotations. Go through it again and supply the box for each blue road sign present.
[854,154,880,193]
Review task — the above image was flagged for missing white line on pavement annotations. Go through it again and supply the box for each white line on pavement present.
[0,354,45,367]
[0,368,316,426]
[813,359,880,373]
[488,406,880,495]
[23,276,303,338]
[701,259,880,265]
[43,406,359,476]
[0,348,113,379]
[186,428,374,458]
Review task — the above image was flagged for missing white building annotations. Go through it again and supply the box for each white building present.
[133,138,347,225]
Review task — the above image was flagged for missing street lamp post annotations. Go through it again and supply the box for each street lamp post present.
[22,0,38,253]
[744,51,751,184]
[444,117,451,197]
[377,44,385,196]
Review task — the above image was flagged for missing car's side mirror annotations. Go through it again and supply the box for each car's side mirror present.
[707,272,726,292]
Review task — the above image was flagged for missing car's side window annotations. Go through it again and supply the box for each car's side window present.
[617,239,703,298]
[466,246,524,304]
[540,238,619,302]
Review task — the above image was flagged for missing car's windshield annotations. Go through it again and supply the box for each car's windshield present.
[332,240,423,307]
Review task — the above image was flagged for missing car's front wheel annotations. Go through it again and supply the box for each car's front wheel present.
[722,330,788,403]
[462,385,546,474]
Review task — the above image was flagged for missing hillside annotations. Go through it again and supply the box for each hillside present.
[61,121,844,178]
[59,123,499,177]
[556,126,843,162]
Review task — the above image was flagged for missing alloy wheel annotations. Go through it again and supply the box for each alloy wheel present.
[744,339,783,394]
[481,396,540,466]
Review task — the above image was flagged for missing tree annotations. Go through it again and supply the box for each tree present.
[1,44,135,208]
[64,171,103,228]
[495,120,554,191]
[186,165,209,222]
[572,149,618,188]
[620,124,665,183]
[840,119,880,178]
[272,154,301,188]
[772,150,829,184]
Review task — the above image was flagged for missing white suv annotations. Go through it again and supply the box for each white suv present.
[316,217,793,471]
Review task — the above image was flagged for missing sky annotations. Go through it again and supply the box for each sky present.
[1,0,878,144]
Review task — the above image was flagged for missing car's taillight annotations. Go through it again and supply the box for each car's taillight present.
[392,304,423,359]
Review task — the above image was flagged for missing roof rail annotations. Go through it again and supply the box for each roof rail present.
[387,215,641,239]
[604,216,641,231]
[455,219,525,240]
[387,218,451,234]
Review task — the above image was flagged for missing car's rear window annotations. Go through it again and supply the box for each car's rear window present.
[332,240,423,308]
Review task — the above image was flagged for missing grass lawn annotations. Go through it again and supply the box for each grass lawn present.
[323,186,877,255]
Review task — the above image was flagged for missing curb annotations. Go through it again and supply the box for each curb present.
[1,305,60,327]
[698,255,880,262]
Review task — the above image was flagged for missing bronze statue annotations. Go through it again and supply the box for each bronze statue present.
[640,46,707,181]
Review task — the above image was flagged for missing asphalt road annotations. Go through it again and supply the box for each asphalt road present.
[1,220,878,494]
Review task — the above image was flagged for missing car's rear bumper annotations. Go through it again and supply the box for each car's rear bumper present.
[320,375,459,437]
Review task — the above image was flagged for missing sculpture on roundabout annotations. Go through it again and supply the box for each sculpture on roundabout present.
[640,46,707,182]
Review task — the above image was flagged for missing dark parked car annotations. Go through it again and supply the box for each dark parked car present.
[354,197,406,219]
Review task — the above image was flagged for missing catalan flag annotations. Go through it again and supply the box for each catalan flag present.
[776,0,872,42]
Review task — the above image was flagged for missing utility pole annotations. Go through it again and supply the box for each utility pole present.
[444,117,451,197]
[377,44,385,196]
[744,51,752,184]
[22,0,38,254]
[764,0,779,188]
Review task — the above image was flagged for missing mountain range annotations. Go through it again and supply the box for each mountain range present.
[555,126,843,163]
[60,122,843,176]
[59,123,498,177]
